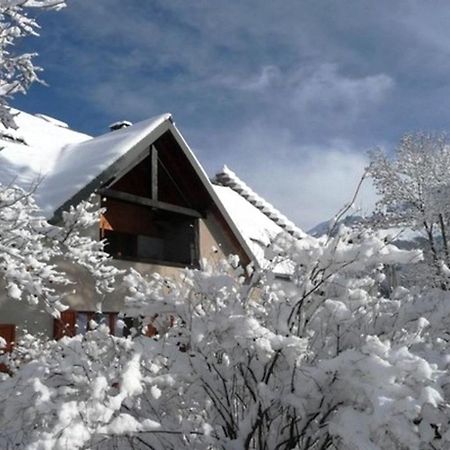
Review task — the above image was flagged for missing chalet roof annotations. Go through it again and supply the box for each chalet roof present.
[0,109,304,269]
[213,166,306,240]
[0,110,91,205]
[212,185,286,267]
[0,110,170,217]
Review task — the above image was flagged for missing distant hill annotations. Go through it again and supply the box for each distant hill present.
[308,215,365,237]
[309,215,429,251]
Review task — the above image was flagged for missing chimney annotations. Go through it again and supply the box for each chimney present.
[109,120,132,131]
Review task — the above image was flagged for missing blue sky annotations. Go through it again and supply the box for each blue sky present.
[13,1,450,229]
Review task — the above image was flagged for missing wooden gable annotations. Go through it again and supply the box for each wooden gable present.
[99,130,251,267]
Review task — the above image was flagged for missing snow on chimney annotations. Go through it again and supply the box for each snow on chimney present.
[109,120,132,131]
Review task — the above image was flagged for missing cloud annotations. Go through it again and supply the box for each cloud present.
[206,63,394,132]
[210,66,282,92]
[232,143,376,231]
[289,64,394,124]
[193,120,376,230]
[246,146,376,231]
[281,148,376,230]
[14,0,450,229]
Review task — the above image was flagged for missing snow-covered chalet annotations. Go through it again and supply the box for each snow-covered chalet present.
[0,110,304,346]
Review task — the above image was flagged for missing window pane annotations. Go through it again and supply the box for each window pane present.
[104,231,137,259]
[93,312,108,327]
[76,313,115,335]
[76,313,89,334]
[102,203,197,266]
[137,235,165,260]
[118,317,140,338]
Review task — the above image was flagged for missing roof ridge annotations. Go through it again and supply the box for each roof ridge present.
[213,166,305,239]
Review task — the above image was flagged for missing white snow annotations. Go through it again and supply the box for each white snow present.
[109,120,132,130]
[34,113,69,128]
[0,110,171,217]
[214,166,305,239]
[121,353,143,396]
[213,185,285,266]
[0,109,91,208]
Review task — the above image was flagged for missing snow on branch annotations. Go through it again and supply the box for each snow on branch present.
[0,0,66,128]
[0,185,121,317]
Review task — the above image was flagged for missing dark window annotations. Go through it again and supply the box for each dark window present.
[112,153,194,208]
[102,204,198,266]
[157,159,191,207]
[118,317,138,338]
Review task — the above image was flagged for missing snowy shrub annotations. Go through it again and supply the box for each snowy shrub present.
[0,327,163,449]
[0,186,120,315]
[3,225,449,449]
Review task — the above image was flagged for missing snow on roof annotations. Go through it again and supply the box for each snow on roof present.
[0,110,170,217]
[109,120,133,131]
[34,114,70,129]
[213,166,306,240]
[37,113,171,217]
[0,109,91,197]
[213,185,286,266]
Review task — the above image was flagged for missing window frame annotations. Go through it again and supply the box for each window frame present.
[53,310,161,339]
[100,220,200,269]
[54,310,117,339]
[75,311,118,335]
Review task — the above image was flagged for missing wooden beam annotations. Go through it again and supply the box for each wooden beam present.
[158,157,192,207]
[151,145,158,200]
[99,188,203,218]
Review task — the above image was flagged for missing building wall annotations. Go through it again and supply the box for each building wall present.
[0,292,54,338]
[0,208,245,340]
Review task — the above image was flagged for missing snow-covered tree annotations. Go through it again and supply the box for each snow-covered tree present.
[368,132,450,286]
[0,186,120,316]
[4,224,449,450]
[0,0,66,128]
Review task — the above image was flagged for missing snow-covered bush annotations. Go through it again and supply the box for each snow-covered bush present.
[0,185,120,316]
[3,225,449,450]
[0,327,166,449]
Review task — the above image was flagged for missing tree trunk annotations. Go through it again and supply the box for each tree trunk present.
[424,221,439,265]
[423,221,447,289]
[438,213,450,265]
